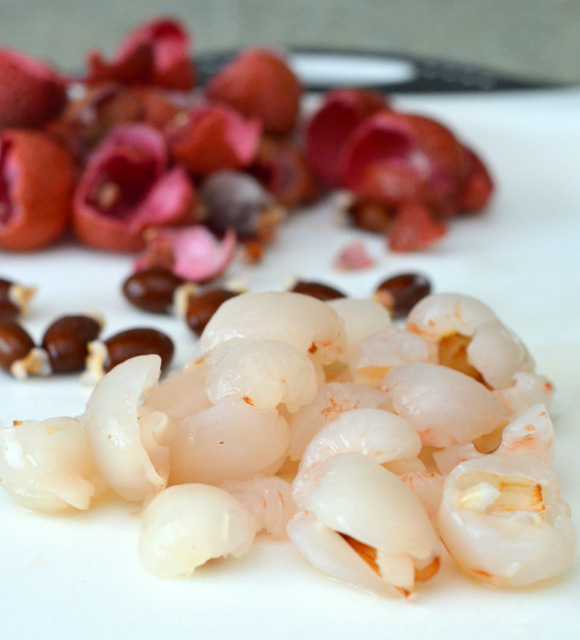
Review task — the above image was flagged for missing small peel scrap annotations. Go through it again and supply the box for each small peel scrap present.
[134,225,237,283]
[334,241,376,270]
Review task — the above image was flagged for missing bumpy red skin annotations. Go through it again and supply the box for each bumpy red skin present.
[73,123,194,252]
[85,17,196,91]
[0,48,68,129]
[168,103,261,176]
[0,130,75,251]
[340,111,467,217]
[205,48,302,136]
[305,88,388,188]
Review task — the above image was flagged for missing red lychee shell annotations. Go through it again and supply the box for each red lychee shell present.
[86,44,155,87]
[205,48,302,135]
[458,146,494,213]
[73,123,194,252]
[136,87,182,130]
[340,112,467,216]
[86,17,196,91]
[117,17,196,90]
[47,83,147,162]
[387,201,448,253]
[305,88,388,188]
[0,48,68,129]
[0,130,75,251]
[169,104,261,176]
[249,136,319,208]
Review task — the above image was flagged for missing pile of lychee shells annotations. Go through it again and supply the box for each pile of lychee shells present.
[0,16,493,278]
